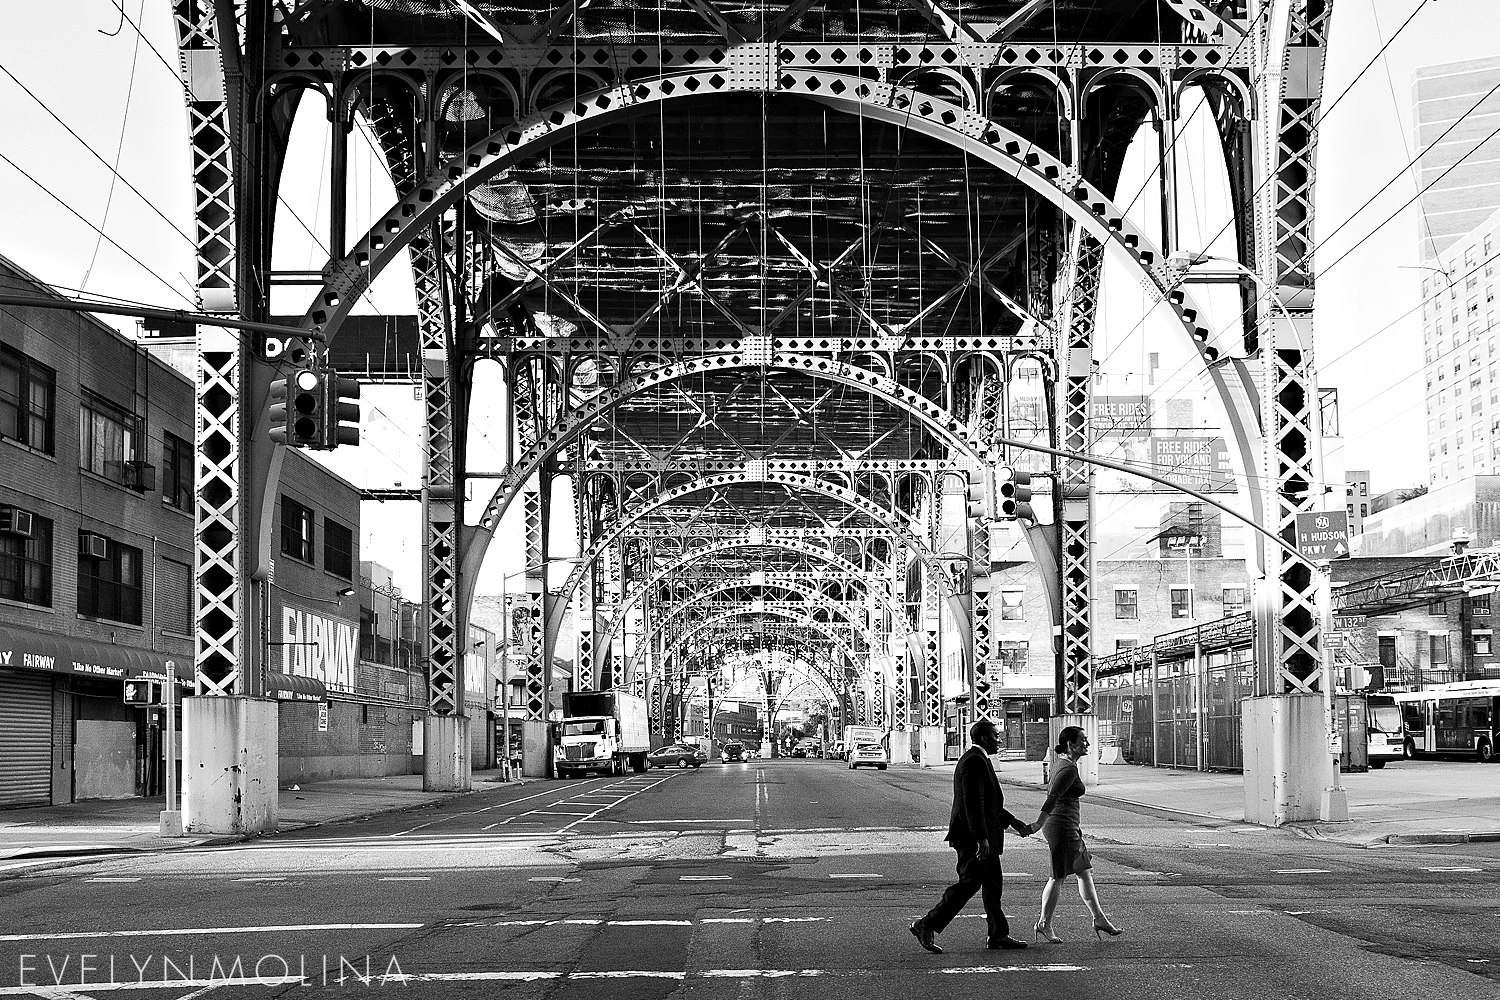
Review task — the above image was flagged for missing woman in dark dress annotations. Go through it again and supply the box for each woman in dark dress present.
[1029,726,1123,943]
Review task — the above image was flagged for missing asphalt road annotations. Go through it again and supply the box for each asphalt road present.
[1,758,1497,998]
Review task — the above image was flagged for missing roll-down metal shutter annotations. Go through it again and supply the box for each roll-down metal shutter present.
[0,670,54,807]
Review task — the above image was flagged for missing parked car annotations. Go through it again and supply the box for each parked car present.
[722,741,746,762]
[647,743,707,769]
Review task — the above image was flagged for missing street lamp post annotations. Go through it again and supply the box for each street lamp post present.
[496,556,581,781]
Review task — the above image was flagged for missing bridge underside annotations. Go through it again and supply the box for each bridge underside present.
[178,0,1330,773]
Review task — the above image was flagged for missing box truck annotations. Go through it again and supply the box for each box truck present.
[553,690,651,778]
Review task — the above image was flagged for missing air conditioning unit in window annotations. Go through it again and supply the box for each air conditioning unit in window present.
[125,461,156,493]
[0,507,35,538]
[80,532,109,560]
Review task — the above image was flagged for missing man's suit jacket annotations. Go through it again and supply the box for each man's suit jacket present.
[944,746,1022,850]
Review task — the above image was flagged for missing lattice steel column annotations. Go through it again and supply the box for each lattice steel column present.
[173,1,238,314]
[1057,236,1105,714]
[921,488,942,729]
[192,328,244,695]
[1253,0,1333,695]
[522,488,548,720]
[175,2,242,696]
[573,479,594,691]
[891,555,909,731]
[422,312,462,714]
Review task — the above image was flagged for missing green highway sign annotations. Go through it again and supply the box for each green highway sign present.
[1295,510,1351,562]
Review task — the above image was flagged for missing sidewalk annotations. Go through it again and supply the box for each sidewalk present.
[987,757,1500,847]
[0,771,527,867]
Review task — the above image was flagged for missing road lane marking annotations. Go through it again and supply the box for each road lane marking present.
[828,874,882,879]
[611,920,692,926]
[82,877,140,883]
[528,876,581,882]
[1272,869,1332,874]
[763,917,829,923]
[680,875,731,881]
[1424,866,1482,872]
[390,781,607,836]
[378,876,431,882]
[231,877,285,883]
[0,923,423,943]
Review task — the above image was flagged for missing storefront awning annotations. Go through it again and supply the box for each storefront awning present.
[0,623,191,683]
[266,671,328,702]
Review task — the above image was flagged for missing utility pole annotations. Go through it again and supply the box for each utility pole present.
[159,661,182,837]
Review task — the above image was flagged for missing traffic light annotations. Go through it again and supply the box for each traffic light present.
[123,679,158,705]
[996,468,1034,521]
[268,368,326,448]
[965,467,994,522]
[324,372,361,447]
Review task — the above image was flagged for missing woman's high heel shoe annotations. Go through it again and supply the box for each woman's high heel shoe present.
[1033,919,1062,944]
[1092,916,1123,940]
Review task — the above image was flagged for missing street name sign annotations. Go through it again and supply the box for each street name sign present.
[1294,510,1351,561]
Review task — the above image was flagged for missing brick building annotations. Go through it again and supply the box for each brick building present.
[0,254,196,806]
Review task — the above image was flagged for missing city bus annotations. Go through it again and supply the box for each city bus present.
[1390,681,1500,762]
[1364,694,1404,769]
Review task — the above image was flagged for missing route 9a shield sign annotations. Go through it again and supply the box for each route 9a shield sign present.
[1294,510,1351,562]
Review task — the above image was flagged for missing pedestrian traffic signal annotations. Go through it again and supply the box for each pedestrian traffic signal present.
[123,679,159,705]
[997,469,1034,521]
[324,372,361,447]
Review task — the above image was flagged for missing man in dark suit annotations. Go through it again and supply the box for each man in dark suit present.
[909,718,1032,953]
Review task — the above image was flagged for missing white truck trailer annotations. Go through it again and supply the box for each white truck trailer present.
[553,690,651,778]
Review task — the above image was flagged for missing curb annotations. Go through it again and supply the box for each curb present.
[993,774,1233,826]
[1384,831,1500,845]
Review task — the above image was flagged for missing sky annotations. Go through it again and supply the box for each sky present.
[1,0,1496,594]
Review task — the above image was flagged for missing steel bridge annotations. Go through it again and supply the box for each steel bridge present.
[171,0,1336,826]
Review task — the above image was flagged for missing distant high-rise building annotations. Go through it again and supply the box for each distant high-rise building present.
[1421,205,1500,487]
[1415,55,1500,264]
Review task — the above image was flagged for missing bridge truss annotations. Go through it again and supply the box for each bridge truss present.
[176,0,1333,766]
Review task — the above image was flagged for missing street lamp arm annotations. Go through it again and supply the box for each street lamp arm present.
[991,433,1313,571]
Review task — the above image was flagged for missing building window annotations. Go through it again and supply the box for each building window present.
[1430,633,1450,666]
[324,518,353,579]
[79,391,139,484]
[1360,503,1368,517]
[77,534,143,625]
[157,557,192,634]
[280,498,315,563]
[0,346,56,454]
[0,508,52,607]
[1475,632,1493,656]
[1431,600,1447,615]
[1171,587,1193,619]
[998,588,1024,621]
[1222,587,1247,615]
[998,640,1028,673]
[1114,588,1138,620]
[1115,637,1139,652]
[162,432,192,511]
[1473,594,1491,617]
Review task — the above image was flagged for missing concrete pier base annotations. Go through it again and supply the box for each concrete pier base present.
[1242,693,1332,826]
[1050,714,1100,788]
[523,719,551,778]
[422,714,472,792]
[182,696,278,836]
[889,729,914,766]
[917,726,945,767]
